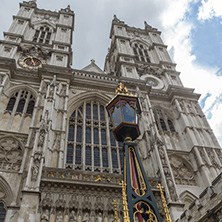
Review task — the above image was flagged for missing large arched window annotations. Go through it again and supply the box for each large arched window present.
[5,89,35,115]
[33,26,52,44]
[66,101,123,173]
[132,42,150,63]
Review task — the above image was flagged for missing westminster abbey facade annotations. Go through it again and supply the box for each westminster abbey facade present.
[0,1,221,221]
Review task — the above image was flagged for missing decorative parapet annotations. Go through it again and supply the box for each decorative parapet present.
[42,167,161,188]
[177,173,222,222]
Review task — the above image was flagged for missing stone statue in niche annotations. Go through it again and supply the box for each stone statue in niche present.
[167,178,177,202]
[194,103,200,114]
[108,213,114,222]
[52,132,61,152]
[42,192,52,208]
[59,85,66,97]
[179,100,185,112]
[69,210,77,222]
[158,146,167,165]
[41,209,49,222]
[31,151,42,181]
[56,211,63,222]
[31,164,39,181]
[187,103,194,114]
[96,212,103,222]
[82,212,90,222]
[48,76,57,98]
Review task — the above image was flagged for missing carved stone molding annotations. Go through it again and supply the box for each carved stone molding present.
[0,137,23,171]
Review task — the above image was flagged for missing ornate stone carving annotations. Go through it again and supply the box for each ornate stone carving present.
[31,151,42,181]
[0,137,23,171]
[95,196,104,212]
[169,155,196,186]
[60,5,73,13]
[206,149,220,168]
[41,209,49,222]
[82,212,90,222]
[82,196,91,210]
[56,211,64,222]
[51,132,61,152]
[179,100,185,112]
[18,44,51,60]
[198,148,208,165]
[187,102,194,114]
[69,210,77,222]
[56,194,66,209]
[112,15,124,24]
[136,64,162,77]
[42,192,53,209]
[96,212,103,222]
[215,149,222,164]
[69,194,78,210]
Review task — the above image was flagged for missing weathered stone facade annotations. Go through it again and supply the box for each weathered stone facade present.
[0,1,221,221]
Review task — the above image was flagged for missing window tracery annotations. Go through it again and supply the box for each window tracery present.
[132,43,150,63]
[33,26,52,44]
[6,89,35,116]
[66,101,122,173]
[153,108,176,133]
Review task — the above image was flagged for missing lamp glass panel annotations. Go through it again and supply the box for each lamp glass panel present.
[112,106,122,127]
[122,102,135,123]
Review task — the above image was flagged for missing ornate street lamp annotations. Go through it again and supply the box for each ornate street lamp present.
[106,83,162,222]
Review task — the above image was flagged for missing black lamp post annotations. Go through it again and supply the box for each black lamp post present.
[106,83,162,222]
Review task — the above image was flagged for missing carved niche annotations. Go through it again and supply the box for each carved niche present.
[0,137,23,171]
[169,155,196,186]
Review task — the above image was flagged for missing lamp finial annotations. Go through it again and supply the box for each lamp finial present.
[115,82,128,95]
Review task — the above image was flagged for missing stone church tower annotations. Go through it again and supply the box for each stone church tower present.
[0,1,221,222]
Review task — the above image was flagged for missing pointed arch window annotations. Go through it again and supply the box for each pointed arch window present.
[6,97,16,111]
[168,119,175,132]
[66,101,123,173]
[160,118,167,131]
[33,25,52,44]
[5,89,36,115]
[0,202,6,222]
[153,108,176,133]
[132,43,150,63]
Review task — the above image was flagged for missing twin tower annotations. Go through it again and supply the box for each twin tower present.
[0,1,221,221]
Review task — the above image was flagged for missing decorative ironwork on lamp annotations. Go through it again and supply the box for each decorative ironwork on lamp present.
[106,83,162,222]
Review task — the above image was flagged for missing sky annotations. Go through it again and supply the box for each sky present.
[0,0,222,146]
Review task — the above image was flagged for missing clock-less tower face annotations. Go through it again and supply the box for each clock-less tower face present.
[18,55,46,70]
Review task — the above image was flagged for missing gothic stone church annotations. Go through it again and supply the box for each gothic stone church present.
[0,1,221,222]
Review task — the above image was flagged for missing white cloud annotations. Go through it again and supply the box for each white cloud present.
[161,0,222,146]
[198,0,222,20]
[0,0,221,146]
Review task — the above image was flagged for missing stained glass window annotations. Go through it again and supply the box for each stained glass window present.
[85,146,91,165]
[0,203,6,222]
[66,144,73,164]
[6,90,35,115]
[112,149,118,169]
[66,101,122,173]
[94,147,100,166]
[102,148,108,167]
[75,145,81,165]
